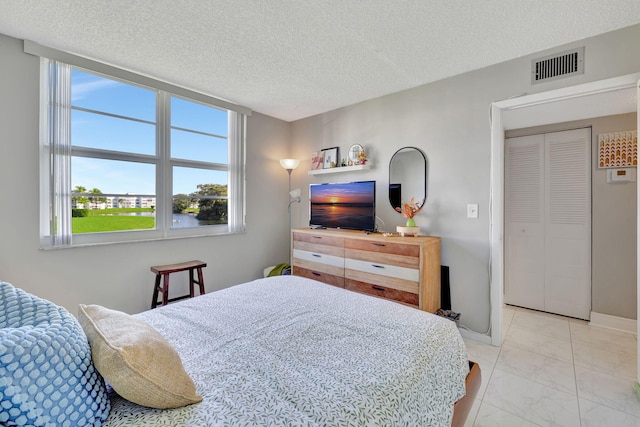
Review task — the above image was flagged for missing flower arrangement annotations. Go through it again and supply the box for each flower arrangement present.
[395,197,423,227]
[357,150,367,165]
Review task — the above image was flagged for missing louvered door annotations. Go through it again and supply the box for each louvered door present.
[505,128,591,319]
[505,134,546,311]
[544,130,591,319]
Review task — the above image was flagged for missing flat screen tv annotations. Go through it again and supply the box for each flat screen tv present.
[309,181,376,231]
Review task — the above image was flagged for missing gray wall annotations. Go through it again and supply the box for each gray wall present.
[507,113,638,319]
[0,33,292,315]
[290,24,640,333]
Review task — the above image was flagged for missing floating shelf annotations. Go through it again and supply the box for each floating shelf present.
[308,164,372,175]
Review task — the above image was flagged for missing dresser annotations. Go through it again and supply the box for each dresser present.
[291,228,441,313]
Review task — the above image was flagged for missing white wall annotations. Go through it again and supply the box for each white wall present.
[290,24,640,334]
[0,34,292,315]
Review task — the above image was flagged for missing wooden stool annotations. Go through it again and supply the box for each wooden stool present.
[150,260,206,308]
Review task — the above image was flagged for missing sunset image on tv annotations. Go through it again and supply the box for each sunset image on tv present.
[310,181,376,230]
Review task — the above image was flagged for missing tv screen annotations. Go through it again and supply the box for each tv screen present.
[309,181,376,231]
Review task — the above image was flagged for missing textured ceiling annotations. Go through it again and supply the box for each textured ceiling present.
[0,1,639,122]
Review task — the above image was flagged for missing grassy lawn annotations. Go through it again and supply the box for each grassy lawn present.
[72,214,155,233]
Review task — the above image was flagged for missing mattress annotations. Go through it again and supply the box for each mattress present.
[104,275,469,426]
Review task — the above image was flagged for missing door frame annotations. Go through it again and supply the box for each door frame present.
[489,73,640,347]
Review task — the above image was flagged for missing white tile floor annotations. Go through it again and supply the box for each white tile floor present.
[463,305,640,427]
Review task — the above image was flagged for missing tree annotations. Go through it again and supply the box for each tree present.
[194,184,228,222]
[88,188,107,209]
[72,185,89,208]
[172,194,191,213]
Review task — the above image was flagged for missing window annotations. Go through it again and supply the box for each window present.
[36,51,248,248]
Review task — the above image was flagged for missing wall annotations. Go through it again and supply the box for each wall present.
[290,24,640,333]
[506,113,638,319]
[0,33,292,315]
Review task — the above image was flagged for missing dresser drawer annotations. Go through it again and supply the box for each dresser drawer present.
[293,232,344,248]
[345,248,419,269]
[294,241,344,257]
[293,266,345,288]
[345,267,420,294]
[344,258,418,282]
[344,240,419,269]
[294,249,344,268]
[344,239,420,257]
[345,278,419,306]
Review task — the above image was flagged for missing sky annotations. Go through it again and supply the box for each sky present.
[71,69,229,195]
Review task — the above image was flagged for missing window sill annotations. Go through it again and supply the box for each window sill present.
[39,228,246,250]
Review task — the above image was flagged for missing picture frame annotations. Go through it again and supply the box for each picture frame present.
[311,152,324,170]
[348,144,364,163]
[322,147,339,168]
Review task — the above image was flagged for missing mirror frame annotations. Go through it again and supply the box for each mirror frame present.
[388,146,427,213]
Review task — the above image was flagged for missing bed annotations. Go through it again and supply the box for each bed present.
[0,276,479,427]
[102,275,478,427]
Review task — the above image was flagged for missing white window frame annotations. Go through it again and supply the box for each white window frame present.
[27,41,250,248]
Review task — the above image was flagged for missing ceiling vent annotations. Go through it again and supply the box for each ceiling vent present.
[531,47,584,84]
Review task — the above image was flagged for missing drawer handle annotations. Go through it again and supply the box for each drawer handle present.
[372,243,386,247]
[371,285,385,291]
[311,271,322,276]
[312,236,323,239]
[371,264,385,269]
[312,253,322,258]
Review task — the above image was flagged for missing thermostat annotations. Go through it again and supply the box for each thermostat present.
[607,168,636,183]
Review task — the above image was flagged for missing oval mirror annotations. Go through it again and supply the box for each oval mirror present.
[389,147,427,212]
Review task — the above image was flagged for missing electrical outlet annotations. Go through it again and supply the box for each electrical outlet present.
[467,204,479,219]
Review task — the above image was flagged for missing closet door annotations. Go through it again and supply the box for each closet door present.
[504,134,545,311]
[544,129,591,319]
[505,128,591,319]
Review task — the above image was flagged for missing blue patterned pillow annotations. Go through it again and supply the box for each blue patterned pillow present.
[0,281,110,426]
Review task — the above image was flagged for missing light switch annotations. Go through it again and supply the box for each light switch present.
[467,203,479,219]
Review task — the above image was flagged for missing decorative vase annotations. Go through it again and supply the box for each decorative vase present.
[405,217,416,227]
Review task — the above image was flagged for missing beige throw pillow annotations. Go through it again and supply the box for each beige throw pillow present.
[78,304,202,409]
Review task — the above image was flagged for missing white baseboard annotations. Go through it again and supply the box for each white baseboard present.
[459,327,493,345]
[589,311,636,334]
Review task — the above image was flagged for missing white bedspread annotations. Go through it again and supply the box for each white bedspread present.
[104,275,469,426]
